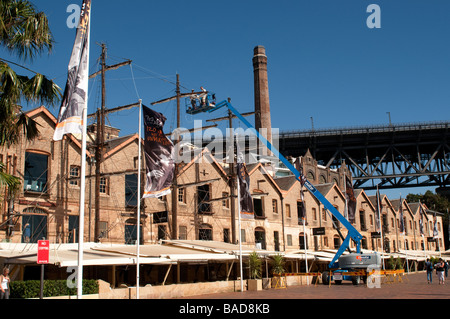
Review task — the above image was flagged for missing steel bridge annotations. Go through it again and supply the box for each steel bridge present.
[278,121,450,190]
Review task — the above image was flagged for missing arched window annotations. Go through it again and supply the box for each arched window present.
[255,227,266,250]
[333,235,341,249]
[384,237,390,253]
[199,224,213,241]
[319,175,326,184]
[361,236,368,249]
[299,233,308,250]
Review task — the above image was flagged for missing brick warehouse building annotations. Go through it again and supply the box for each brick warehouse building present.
[0,44,446,289]
[0,105,445,254]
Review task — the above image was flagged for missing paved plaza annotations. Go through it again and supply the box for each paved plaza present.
[183,272,450,299]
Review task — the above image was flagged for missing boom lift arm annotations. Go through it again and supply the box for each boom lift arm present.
[209,99,363,268]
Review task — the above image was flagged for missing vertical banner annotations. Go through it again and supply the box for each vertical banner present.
[345,175,356,224]
[399,197,405,235]
[236,136,254,219]
[53,0,91,141]
[433,212,439,239]
[375,187,382,233]
[142,105,175,199]
[419,201,424,237]
[295,159,307,221]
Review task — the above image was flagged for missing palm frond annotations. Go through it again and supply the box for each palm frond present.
[21,73,62,106]
[0,1,58,147]
[0,0,54,61]
[0,162,20,191]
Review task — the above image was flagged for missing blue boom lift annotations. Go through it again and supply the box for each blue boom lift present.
[187,96,381,285]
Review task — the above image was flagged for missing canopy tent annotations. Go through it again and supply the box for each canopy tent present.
[0,242,236,268]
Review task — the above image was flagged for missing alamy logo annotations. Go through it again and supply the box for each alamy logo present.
[366,264,381,288]
[366,4,381,29]
[67,266,77,288]
[66,4,81,29]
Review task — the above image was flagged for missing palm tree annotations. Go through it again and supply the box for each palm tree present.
[0,0,61,188]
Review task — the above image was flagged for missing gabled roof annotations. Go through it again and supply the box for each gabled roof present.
[177,147,228,179]
[368,193,396,212]
[408,202,424,216]
[314,183,345,201]
[103,133,140,159]
[355,189,375,211]
[248,163,283,196]
[315,183,335,196]
[25,105,93,157]
[390,198,414,218]
[273,175,297,193]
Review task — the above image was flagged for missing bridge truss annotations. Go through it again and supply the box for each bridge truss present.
[278,121,450,190]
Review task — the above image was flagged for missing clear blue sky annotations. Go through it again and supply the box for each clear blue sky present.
[6,0,450,199]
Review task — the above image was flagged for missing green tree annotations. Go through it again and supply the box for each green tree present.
[0,0,61,189]
[406,190,450,214]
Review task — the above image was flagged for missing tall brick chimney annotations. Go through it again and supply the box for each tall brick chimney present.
[253,45,272,145]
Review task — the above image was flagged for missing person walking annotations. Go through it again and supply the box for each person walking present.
[425,258,433,284]
[0,267,10,299]
[436,258,445,285]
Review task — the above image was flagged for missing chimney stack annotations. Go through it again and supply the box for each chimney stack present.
[253,45,272,145]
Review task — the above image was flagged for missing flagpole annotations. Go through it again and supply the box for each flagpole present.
[400,194,409,272]
[236,135,244,293]
[237,169,244,292]
[420,200,426,260]
[136,99,142,299]
[77,4,91,300]
[77,104,87,299]
[377,186,384,269]
[302,217,309,284]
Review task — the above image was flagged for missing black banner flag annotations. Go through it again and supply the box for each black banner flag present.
[345,176,356,223]
[236,137,254,219]
[399,197,405,234]
[419,202,425,237]
[142,105,175,199]
[295,159,307,221]
[375,188,382,233]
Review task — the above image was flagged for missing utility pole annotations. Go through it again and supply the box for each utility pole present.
[94,43,106,242]
[228,109,236,244]
[151,75,205,240]
[89,43,132,242]
[206,100,255,243]
[171,74,181,240]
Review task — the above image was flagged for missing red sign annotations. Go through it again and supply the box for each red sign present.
[37,240,50,264]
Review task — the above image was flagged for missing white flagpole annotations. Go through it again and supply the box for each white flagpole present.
[77,4,91,300]
[77,104,87,299]
[377,186,385,269]
[136,99,142,299]
[420,200,426,259]
[237,170,243,292]
[400,195,409,272]
[236,134,244,293]
[302,217,309,284]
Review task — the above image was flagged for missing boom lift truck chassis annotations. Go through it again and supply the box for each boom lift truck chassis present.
[198,97,381,285]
